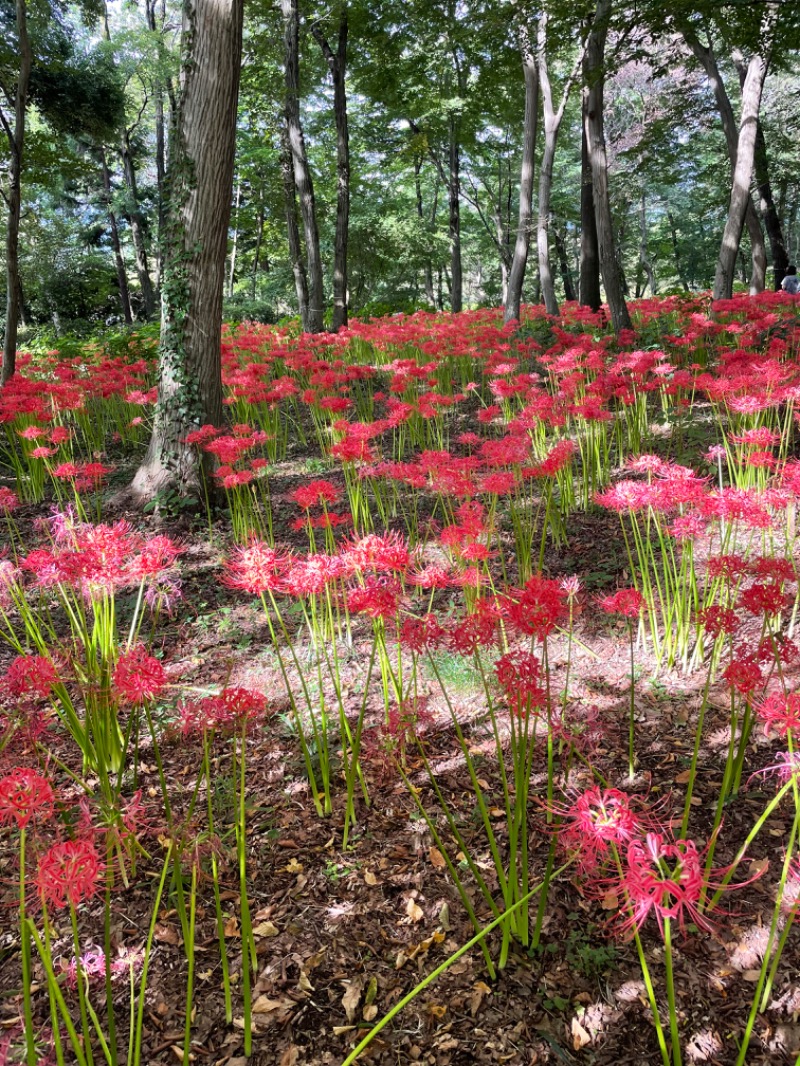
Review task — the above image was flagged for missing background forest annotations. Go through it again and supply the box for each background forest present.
[2,0,800,337]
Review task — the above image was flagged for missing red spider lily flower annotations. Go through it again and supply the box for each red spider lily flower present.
[447,600,501,653]
[722,654,764,694]
[598,588,645,619]
[707,554,748,581]
[738,581,792,617]
[347,576,403,619]
[289,479,340,509]
[621,833,709,933]
[343,531,411,573]
[398,614,446,653]
[4,654,60,699]
[113,646,167,705]
[36,838,103,909]
[0,487,19,511]
[756,633,799,666]
[127,536,182,580]
[756,691,800,739]
[0,769,56,829]
[557,787,641,872]
[180,687,267,735]
[507,575,566,639]
[494,651,546,717]
[224,541,291,595]
[697,606,739,639]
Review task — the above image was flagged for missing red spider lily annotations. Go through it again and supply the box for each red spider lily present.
[757,691,800,739]
[0,487,19,511]
[494,651,546,717]
[347,576,403,619]
[598,588,645,619]
[289,479,340,509]
[447,600,501,653]
[3,654,60,699]
[738,581,792,617]
[697,606,739,638]
[722,654,764,694]
[126,535,182,580]
[0,769,56,829]
[398,614,446,653]
[36,838,103,909]
[343,531,411,573]
[557,786,641,872]
[617,832,738,934]
[283,553,346,596]
[113,646,167,704]
[506,575,566,639]
[179,687,268,735]
[224,541,291,595]
[707,554,749,581]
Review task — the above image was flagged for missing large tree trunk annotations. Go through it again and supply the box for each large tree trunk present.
[1,0,31,385]
[583,0,630,332]
[312,10,350,330]
[504,23,538,324]
[713,50,771,301]
[681,27,766,294]
[101,151,133,325]
[228,170,241,299]
[754,118,788,289]
[280,123,310,328]
[282,0,325,332]
[579,94,601,311]
[120,131,156,318]
[131,0,244,500]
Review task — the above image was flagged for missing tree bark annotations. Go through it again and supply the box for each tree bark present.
[120,130,156,318]
[414,155,436,306]
[1,0,31,385]
[504,22,538,324]
[131,0,244,500]
[251,188,265,301]
[228,171,241,299]
[448,114,463,313]
[638,191,656,296]
[579,93,601,310]
[667,210,689,291]
[280,123,310,328]
[282,0,325,332]
[713,49,771,301]
[536,14,582,316]
[584,0,631,332]
[681,27,766,294]
[312,10,350,330]
[101,150,133,325]
[754,118,788,289]
[553,225,576,301]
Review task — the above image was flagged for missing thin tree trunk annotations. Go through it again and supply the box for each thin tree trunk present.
[448,114,463,313]
[282,0,324,332]
[281,123,310,328]
[584,0,630,332]
[504,22,538,324]
[1,0,31,385]
[553,226,576,301]
[120,130,156,318]
[251,188,265,301]
[579,95,601,310]
[680,27,766,294]
[101,150,133,324]
[536,14,582,316]
[638,191,656,295]
[414,156,436,306]
[228,171,241,299]
[753,119,788,289]
[713,48,772,301]
[132,0,244,500]
[667,210,689,291]
[312,10,350,330]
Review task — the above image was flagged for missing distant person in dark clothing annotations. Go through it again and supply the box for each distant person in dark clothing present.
[782,266,800,295]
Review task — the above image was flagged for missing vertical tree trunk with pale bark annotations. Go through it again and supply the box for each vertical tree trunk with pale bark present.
[504,22,538,324]
[101,151,134,324]
[713,48,772,301]
[283,0,325,332]
[131,0,244,500]
[1,0,31,385]
[584,0,630,332]
[280,125,310,329]
[120,131,156,318]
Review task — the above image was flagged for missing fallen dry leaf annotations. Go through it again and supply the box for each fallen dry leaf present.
[405,897,424,923]
[572,1017,591,1050]
[154,924,181,946]
[341,977,365,1022]
[364,869,378,886]
[252,920,279,938]
[429,846,446,869]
